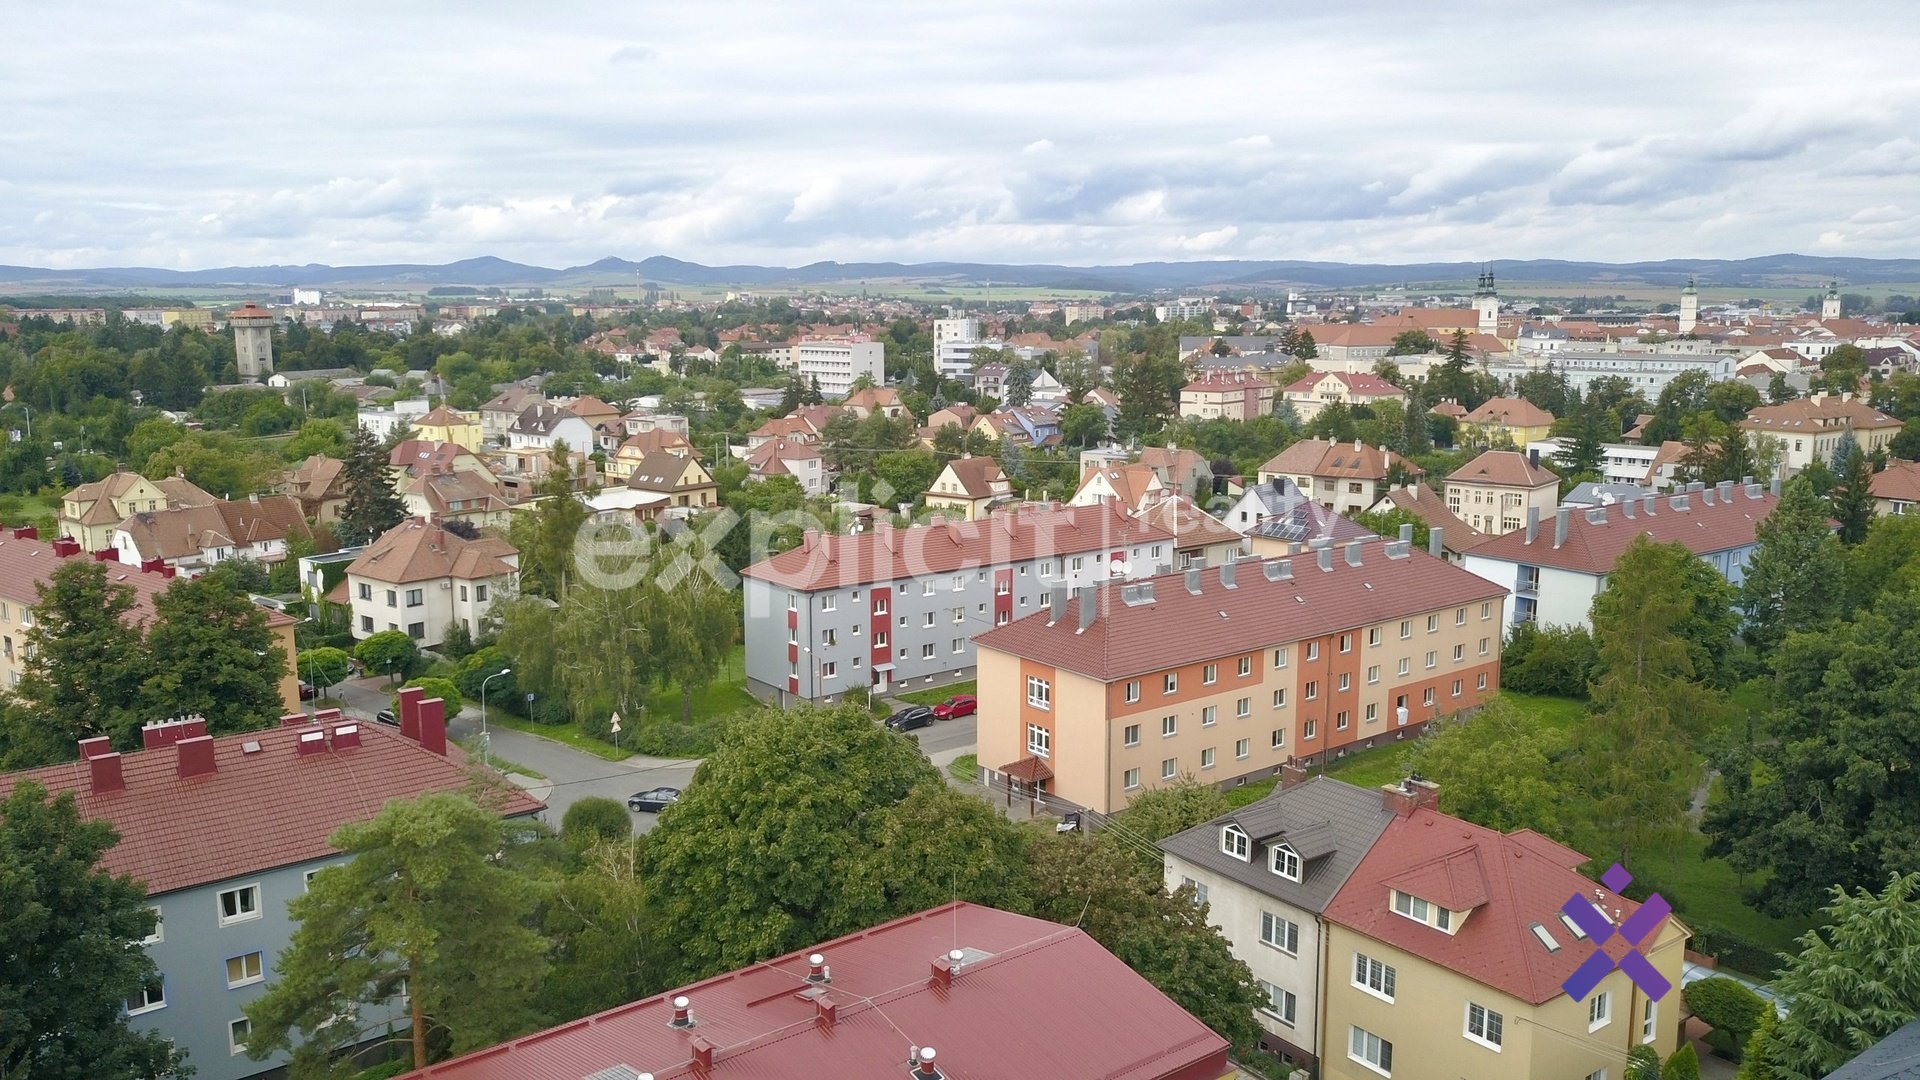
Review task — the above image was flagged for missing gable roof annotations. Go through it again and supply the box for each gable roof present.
[346,519,518,584]
[617,428,697,459]
[1461,396,1556,429]
[389,439,479,475]
[1871,459,1920,504]
[284,454,348,501]
[1370,484,1483,553]
[1132,493,1242,552]
[1282,371,1405,397]
[1160,775,1395,913]
[1739,394,1900,434]
[1467,483,1780,574]
[1259,439,1418,482]
[1447,449,1559,489]
[1239,478,1377,545]
[116,495,312,561]
[936,455,1009,499]
[415,405,473,428]
[0,722,543,896]
[626,451,714,493]
[479,386,544,414]
[1074,463,1162,508]
[744,438,822,475]
[1825,1017,1920,1080]
[1324,807,1671,1005]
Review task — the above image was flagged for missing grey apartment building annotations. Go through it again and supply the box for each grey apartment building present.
[741,502,1175,702]
[0,695,542,1080]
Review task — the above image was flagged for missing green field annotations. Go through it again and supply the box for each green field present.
[0,493,61,529]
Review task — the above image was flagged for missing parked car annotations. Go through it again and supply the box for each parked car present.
[374,708,399,727]
[627,787,681,813]
[298,681,319,701]
[931,694,976,720]
[884,706,936,732]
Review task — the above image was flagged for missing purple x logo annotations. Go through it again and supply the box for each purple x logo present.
[1560,863,1672,1002]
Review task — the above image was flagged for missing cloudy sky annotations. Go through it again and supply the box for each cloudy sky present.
[5,0,1918,270]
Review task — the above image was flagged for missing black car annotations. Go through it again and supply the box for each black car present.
[627,787,682,813]
[298,681,319,701]
[374,708,399,727]
[884,706,936,732]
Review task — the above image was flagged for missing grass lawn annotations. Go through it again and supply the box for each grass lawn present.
[478,647,759,761]
[948,753,978,784]
[1642,832,1815,967]
[453,734,547,780]
[897,681,976,708]
[481,709,633,762]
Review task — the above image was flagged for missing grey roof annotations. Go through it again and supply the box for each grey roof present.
[1827,1018,1920,1079]
[1159,775,1395,914]
[1242,478,1378,545]
[1562,482,1655,508]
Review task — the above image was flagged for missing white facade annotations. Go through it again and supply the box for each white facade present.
[357,399,431,442]
[1164,855,1326,1059]
[791,338,885,399]
[933,317,981,349]
[1489,351,1735,396]
[345,563,516,647]
[1528,439,1665,488]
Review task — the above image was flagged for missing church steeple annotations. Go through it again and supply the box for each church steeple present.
[1822,281,1842,320]
[1473,265,1499,333]
[1678,275,1698,335]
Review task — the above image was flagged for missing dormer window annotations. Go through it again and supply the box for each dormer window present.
[1392,889,1454,932]
[1270,843,1301,881]
[1221,824,1251,861]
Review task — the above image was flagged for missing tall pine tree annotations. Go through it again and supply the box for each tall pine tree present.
[1834,436,1876,544]
[0,560,152,765]
[1739,474,1846,652]
[337,424,406,547]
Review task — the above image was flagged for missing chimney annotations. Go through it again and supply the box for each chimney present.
[1278,761,1309,788]
[1185,567,1202,595]
[1428,526,1444,559]
[690,1037,714,1069]
[1623,498,1636,519]
[417,698,447,755]
[931,954,955,988]
[314,708,343,725]
[89,751,125,794]
[814,997,837,1028]
[1770,474,1781,496]
[1528,447,1540,468]
[50,537,80,558]
[1702,488,1716,506]
[807,953,830,983]
[279,712,311,727]
[1317,545,1333,572]
[670,996,695,1028]
[1524,506,1539,544]
[141,717,207,749]
[175,735,216,778]
[1718,480,1735,502]
[1344,540,1363,566]
[1381,777,1440,816]
[1585,505,1607,525]
[1398,523,1414,544]
[1077,586,1097,632]
[1553,507,1569,549]
[330,724,362,750]
[1642,493,1656,516]
[11,526,37,539]
[397,686,425,740]
[1219,560,1237,588]
[914,1047,942,1079]
[802,528,819,552]
[79,736,114,760]
[1672,493,1690,511]
[296,729,328,755]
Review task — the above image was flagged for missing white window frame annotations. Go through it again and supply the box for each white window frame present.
[1353,952,1396,1002]
[1161,757,1177,780]
[1271,843,1302,881]
[1642,997,1658,1043]
[142,905,164,945]
[1258,979,1298,1026]
[1123,767,1140,789]
[1123,723,1140,747]
[1349,1025,1394,1077]
[1201,705,1217,726]
[1236,697,1251,718]
[226,951,265,989]
[1124,680,1140,703]
[1261,911,1299,955]
[1465,1001,1504,1051]
[218,883,262,926]
[1203,663,1218,685]
[1237,737,1251,759]
[1163,673,1178,694]
[229,1016,251,1056]
[1221,824,1251,860]
[1201,746,1215,769]
[125,977,167,1016]
[1588,990,1612,1031]
[1026,676,1051,710]
[1026,723,1050,759]
[1237,655,1252,677]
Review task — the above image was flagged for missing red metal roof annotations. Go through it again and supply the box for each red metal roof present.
[1466,485,1778,575]
[404,903,1229,1080]
[0,722,542,896]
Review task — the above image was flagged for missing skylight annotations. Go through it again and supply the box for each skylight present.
[1559,913,1587,939]
[1529,922,1561,952]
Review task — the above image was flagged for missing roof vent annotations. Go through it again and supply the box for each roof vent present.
[296,729,328,756]
[1317,546,1334,572]
[1384,540,1410,560]
[241,740,262,754]
[581,1068,648,1080]
[807,953,831,984]
[912,1046,943,1079]
[669,995,694,1029]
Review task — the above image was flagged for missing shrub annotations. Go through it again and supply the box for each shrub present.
[1661,1042,1700,1080]
[529,695,571,725]
[396,676,463,721]
[1684,976,1768,1059]
[561,797,631,849]
[1627,1044,1662,1080]
[1502,622,1597,697]
[1689,923,1785,979]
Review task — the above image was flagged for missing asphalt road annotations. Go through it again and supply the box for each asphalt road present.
[318,678,976,833]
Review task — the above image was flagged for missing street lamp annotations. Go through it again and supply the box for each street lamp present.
[480,668,512,770]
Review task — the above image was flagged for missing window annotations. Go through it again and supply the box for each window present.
[1180,876,1209,905]
[951,639,964,654]
[126,977,166,1016]
[876,631,888,646]
[1425,650,1436,669]
[230,1016,252,1056]
[385,589,397,608]
[1586,1071,1608,1080]
[923,612,936,628]
[1273,647,1288,668]
[473,582,488,601]
[921,643,936,659]
[1071,556,1084,572]
[1397,657,1410,676]
[1161,715,1178,737]
[1399,619,1411,639]
[226,952,264,988]
[874,597,887,614]
[1024,721,1053,758]
[407,622,425,640]
[1452,679,1463,697]
[1237,655,1252,677]
[219,884,261,926]
[1338,673,1350,692]
[951,574,966,592]
[1304,717,1317,740]
[1367,626,1381,646]
[1236,697,1251,718]
[1027,676,1051,709]
[1201,705,1217,726]
[1336,710,1350,730]
[1427,614,1439,633]
[1161,757,1177,780]
[1349,1026,1394,1076]
[1221,824,1251,859]
[1481,601,1492,620]
[459,585,469,601]
[820,661,837,679]
[1258,979,1298,1025]
[1465,1002,1504,1050]
[1453,643,1464,662]
[1353,953,1396,1001]
[1304,681,1318,701]
[1271,843,1302,881]
[1272,687,1287,708]
[1123,767,1141,789]
[359,615,373,632]
[1365,702,1378,722]
[1201,747,1215,769]
[1163,673,1178,694]
[1339,633,1352,653]
[1270,728,1285,749]
[1305,641,1319,661]
[1123,724,1140,747]
[1203,663,1217,685]
[922,580,935,596]
[822,628,838,647]
[1124,680,1140,703]
[142,906,164,945]
[1479,637,1490,656]
[1455,607,1467,626]
[1642,998,1658,1043]
[405,588,423,607]
[1262,911,1300,954]
[1423,688,1435,706]
[952,606,965,624]
[357,582,372,600]
[1589,991,1612,1030]
[1236,738,1250,759]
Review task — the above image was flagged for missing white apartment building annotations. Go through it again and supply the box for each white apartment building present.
[1487,351,1735,397]
[790,337,885,399]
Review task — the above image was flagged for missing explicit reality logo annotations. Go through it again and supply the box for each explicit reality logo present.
[1561,863,1673,1002]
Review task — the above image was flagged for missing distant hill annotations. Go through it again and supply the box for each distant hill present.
[3,253,1919,291]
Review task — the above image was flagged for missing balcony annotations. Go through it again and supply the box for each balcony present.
[1516,567,1541,595]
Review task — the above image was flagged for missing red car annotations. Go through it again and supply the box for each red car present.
[932,694,977,720]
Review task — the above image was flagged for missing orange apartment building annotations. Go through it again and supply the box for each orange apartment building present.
[974,536,1509,814]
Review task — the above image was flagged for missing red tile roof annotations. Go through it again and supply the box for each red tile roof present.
[0,722,542,896]
[1466,485,1778,574]
[1282,371,1405,398]
[347,518,518,584]
[1447,449,1558,489]
[1739,394,1900,434]
[1871,459,1920,504]
[937,455,1010,500]
[1325,807,1669,1005]
[403,902,1228,1080]
[742,502,1172,592]
[974,543,1505,682]
[1259,439,1419,482]
[1460,396,1555,429]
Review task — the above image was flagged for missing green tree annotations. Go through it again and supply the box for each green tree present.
[336,425,406,547]
[1408,697,1568,835]
[1109,776,1232,857]
[541,837,652,1021]
[1056,350,1098,402]
[560,797,631,853]
[356,630,420,685]
[1289,328,1318,360]
[0,560,152,765]
[1058,402,1110,448]
[297,646,353,694]
[1385,330,1435,356]
[1661,1043,1701,1080]
[1500,621,1597,698]
[510,443,589,599]
[1683,976,1769,1061]
[1002,357,1037,407]
[1399,380,1432,456]
[1834,435,1876,544]
[1740,475,1846,652]
[0,781,187,1080]
[243,793,549,1073]
[1844,513,1920,610]
[138,574,286,736]
[1351,507,1429,550]
[1744,873,1920,1079]
[1706,594,1920,915]
[650,570,738,723]
[396,677,462,721]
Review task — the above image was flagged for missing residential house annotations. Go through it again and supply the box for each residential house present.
[1738,392,1902,475]
[1281,373,1408,422]
[606,428,698,482]
[1132,492,1248,570]
[279,455,349,525]
[387,441,512,529]
[411,405,483,452]
[1259,440,1420,517]
[1160,771,1396,1068]
[924,403,980,438]
[972,541,1507,814]
[356,398,430,444]
[625,451,718,511]
[745,414,827,451]
[743,438,829,495]
[1318,784,1686,1080]
[109,495,312,576]
[973,407,1062,449]
[397,902,1231,1080]
[1228,478,1379,558]
[1463,481,1780,630]
[1180,371,1276,421]
[1870,459,1920,516]
[1824,1016,1920,1080]
[844,385,913,421]
[562,394,628,453]
[339,519,519,646]
[1444,450,1559,537]
[739,502,1173,702]
[1458,397,1556,446]
[0,708,542,1080]
[1365,484,1483,562]
[1527,438,1674,490]
[506,402,597,460]
[59,470,217,553]
[1070,463,1165,511]
[923,456,1014,521]
[478,385,545,445]
[1139,445,1216,498]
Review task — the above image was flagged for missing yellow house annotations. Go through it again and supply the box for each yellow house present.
[1460,397,1556,446]
[413,405,484,452]
[1444,449,1560,537]
[625,450,718,509]
[59,470,217,553]
[923,455,1012,520]
[1320,789,1687,1080]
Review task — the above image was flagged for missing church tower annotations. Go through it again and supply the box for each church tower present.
[1473,267,1499,335]
[1678,275,1698,335]
[1821,282,1842,321]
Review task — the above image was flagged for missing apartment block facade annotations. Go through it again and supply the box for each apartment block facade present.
[788,336,885,399]
[1443,450,1559,537]
[740,503,1174,702]
[972,538,1508,814]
